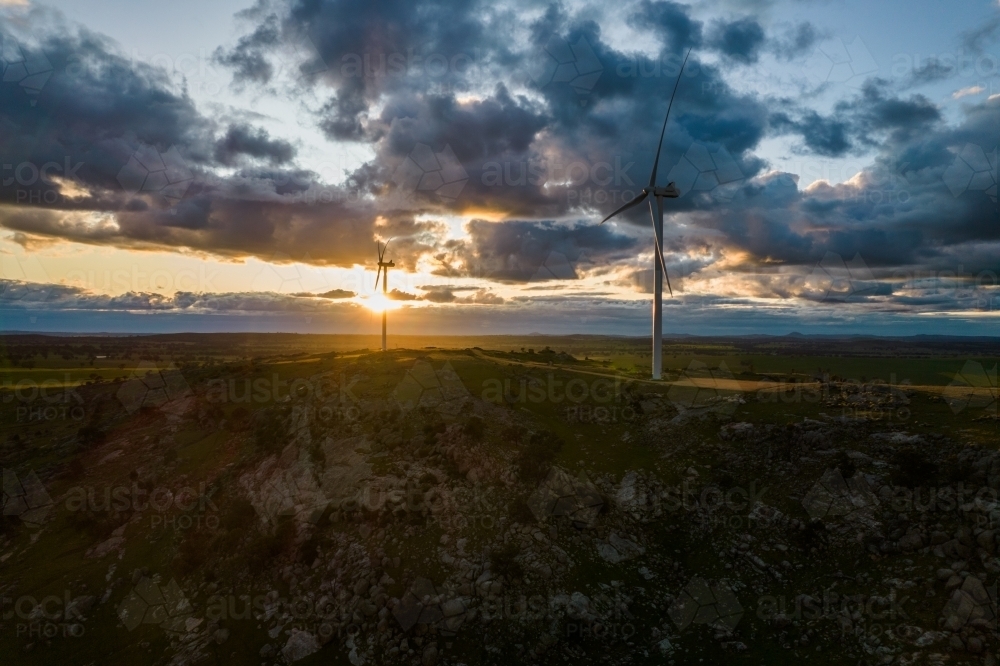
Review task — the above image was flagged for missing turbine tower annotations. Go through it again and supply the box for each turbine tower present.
[374,240,394,351]
[600,49,691,380]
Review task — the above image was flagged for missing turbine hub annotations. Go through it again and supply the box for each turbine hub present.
[652,184,680,198]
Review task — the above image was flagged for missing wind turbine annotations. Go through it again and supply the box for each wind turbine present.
[600,49,691,380]
[374,239,395,352]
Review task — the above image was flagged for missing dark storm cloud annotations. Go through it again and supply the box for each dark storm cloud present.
[770,110,852,157]
[214,124,296,166]
[0,279,360,313]
[707,18,766,64]
[848,81,941,145]
[432,220,639,283]
[0,18,214,202]
[712,95,999,274]
[769,81,941,157]
[1,0,997,313]
[0,9,438,266]
[210,0,772,228]
[629,1,703,52]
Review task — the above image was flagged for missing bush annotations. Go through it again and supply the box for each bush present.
[835,451,856,479]
[489,542,524,581]
[77,423,106,448]
[247,516,296,573]
[463,416,484,439]
[253,407,288,454]
[892,448,937,488]
[423,420,445,447]
[516,430,563,483]
[510,497,535,525]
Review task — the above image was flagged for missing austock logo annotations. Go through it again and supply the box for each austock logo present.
[529,251,577,281]
[940,576,997,632]
[2,373,86,423]
[801,36,878,88]
[64,481,219,531]
[393,360,469,415]
[391,143,469,201]
[253,461,330,528]
[805,251,877,302]
[117,144,194,205]
[116,361,191,415]
[2,467,53,528]
[117,577,193,634]
[943,360,998,420]
[250,251,337,295]
[667,360,741,417]
[668,577,743,632]
[528,34,603,97]
[1,35,54,104]
[801,467,878,521]
[392,578,456,632]
[943,144,997,203]
[757,588,911,628]
[666,142,744,203]
[0,249,54,305]
[275,30,328,81]
[526,466,604,527]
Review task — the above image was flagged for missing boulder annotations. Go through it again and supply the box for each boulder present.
[282,631,320,663]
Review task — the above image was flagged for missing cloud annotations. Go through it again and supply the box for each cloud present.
[953,86,985,99]
[770,80,942,157]
[906,58,954,87]
[387,288,418,301]
[214,124,296,166]
[0,279,355,313]
[771,110,852,157]
[771,22,823,60]
[707,18,766,64]
[431,220,638,283]
[961,15,1000,54]
[297,289,355,299]
[629,1,703,52]
[0,0,998,333]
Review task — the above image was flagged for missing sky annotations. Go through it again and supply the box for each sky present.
[0,0,998,336]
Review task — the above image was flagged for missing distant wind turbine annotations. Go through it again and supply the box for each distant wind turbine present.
[374,239,395,352]
[599,49,691,380]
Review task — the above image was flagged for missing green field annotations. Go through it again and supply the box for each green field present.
[1,334,998,665]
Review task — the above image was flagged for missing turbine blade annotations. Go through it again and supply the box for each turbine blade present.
[600,190,649,224]
[654,195,672,295]
[648,48,693,189]
[649,197,673,296]
[377,241,383,262]
[374,266,382,292]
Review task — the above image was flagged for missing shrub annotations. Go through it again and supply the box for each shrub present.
[892,448,937,488]
[463,416,485,439]
[489,542,524,581]
[516,430,563,483]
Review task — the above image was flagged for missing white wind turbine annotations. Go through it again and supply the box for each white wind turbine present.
[599,49,691,380]
[373,239,395,351]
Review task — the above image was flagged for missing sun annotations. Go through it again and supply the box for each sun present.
[363,291,401,313]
